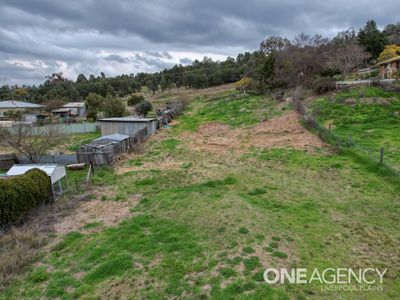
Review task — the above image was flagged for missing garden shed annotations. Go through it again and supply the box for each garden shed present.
[93,133,131,153]
[6,164,67,198]
[76,139,120,166]
[98,116,158,137]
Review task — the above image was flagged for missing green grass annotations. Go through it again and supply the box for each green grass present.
[64,131,101,152]
[310,86,400,167]
[2,88,400,299]
[176,94,286,132]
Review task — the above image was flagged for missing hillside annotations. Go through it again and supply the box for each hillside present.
[1,86,400,299]
[308,86,400,168]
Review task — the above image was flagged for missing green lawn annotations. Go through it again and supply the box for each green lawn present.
[309,86,400,167]
[64,131,101,152]
[176,93,286,132]
[1,89,400,299]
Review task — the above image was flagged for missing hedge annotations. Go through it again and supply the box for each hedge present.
[0,169,51,226]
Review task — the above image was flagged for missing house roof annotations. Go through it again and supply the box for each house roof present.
[376,55,400,66]
[6,164,66,184]
[94,133,130,142]
[62,102,85,108]
[52,108,72,113]
[98,116,157,122]
[0,101,44,109]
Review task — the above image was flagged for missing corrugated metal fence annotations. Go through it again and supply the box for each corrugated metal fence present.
[7,123,99,135]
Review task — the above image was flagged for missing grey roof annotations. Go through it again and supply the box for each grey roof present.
[62,102,86,108]
[94,133,130,142]
[0,101,44,109]
[98,116,157,122]
[52,108,72,113]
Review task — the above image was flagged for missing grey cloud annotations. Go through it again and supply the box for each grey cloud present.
[103,54,129,63]
[0,0,399,84]
[179,57,193,65]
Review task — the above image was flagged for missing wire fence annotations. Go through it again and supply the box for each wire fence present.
[292,97,400,177]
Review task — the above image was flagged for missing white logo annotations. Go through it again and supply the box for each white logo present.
[263,268,386,291]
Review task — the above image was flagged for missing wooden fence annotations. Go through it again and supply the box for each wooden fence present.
[0,154,17,170]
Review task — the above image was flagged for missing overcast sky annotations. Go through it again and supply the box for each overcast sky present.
[0,0,398,85]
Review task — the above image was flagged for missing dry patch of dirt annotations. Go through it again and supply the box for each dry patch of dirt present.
[243,111,325,149]
[53,196,139,234]
[183,111,325,154]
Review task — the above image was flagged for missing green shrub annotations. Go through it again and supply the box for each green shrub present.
[135,101,153,116]
[312,77,336,94]
[127,94,145,106]
[0,169,51,226]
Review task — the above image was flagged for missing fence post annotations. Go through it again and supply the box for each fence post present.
[348,134,352,145]
[90,160,95,175]
[380,147,384,165]
[328,123,332,134]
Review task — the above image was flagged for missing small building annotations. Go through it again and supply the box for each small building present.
[77,140,120,166]
[0,100,45,121]
[376,56,400,79]
[52,102,86,119]
[51,108,73,119]
[98,116,158,137]
[6,164,67,198]
[93,133,131,153]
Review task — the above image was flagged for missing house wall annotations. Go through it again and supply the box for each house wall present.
[78,107,86,117]
[379,65,385,78]
[379,61,399,79]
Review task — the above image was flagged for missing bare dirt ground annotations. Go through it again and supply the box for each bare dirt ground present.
[182,111,325,154]
[52,196,139,234]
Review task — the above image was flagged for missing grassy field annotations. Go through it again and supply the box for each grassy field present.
[56,131,101,153]
[1,88,400,299]
[308,86,400,167]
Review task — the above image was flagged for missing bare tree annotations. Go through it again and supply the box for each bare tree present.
[0,124,65,163]
[329,41,370,80]
[328,29,370,80]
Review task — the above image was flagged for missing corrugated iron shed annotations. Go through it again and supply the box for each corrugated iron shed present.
[0,101,44,109]
[62,102,86,108]
[94,133,130,142]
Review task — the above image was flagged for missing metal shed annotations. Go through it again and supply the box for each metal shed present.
[6,164,67,198]
[98,116,158,137]
[93,133,131,153]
